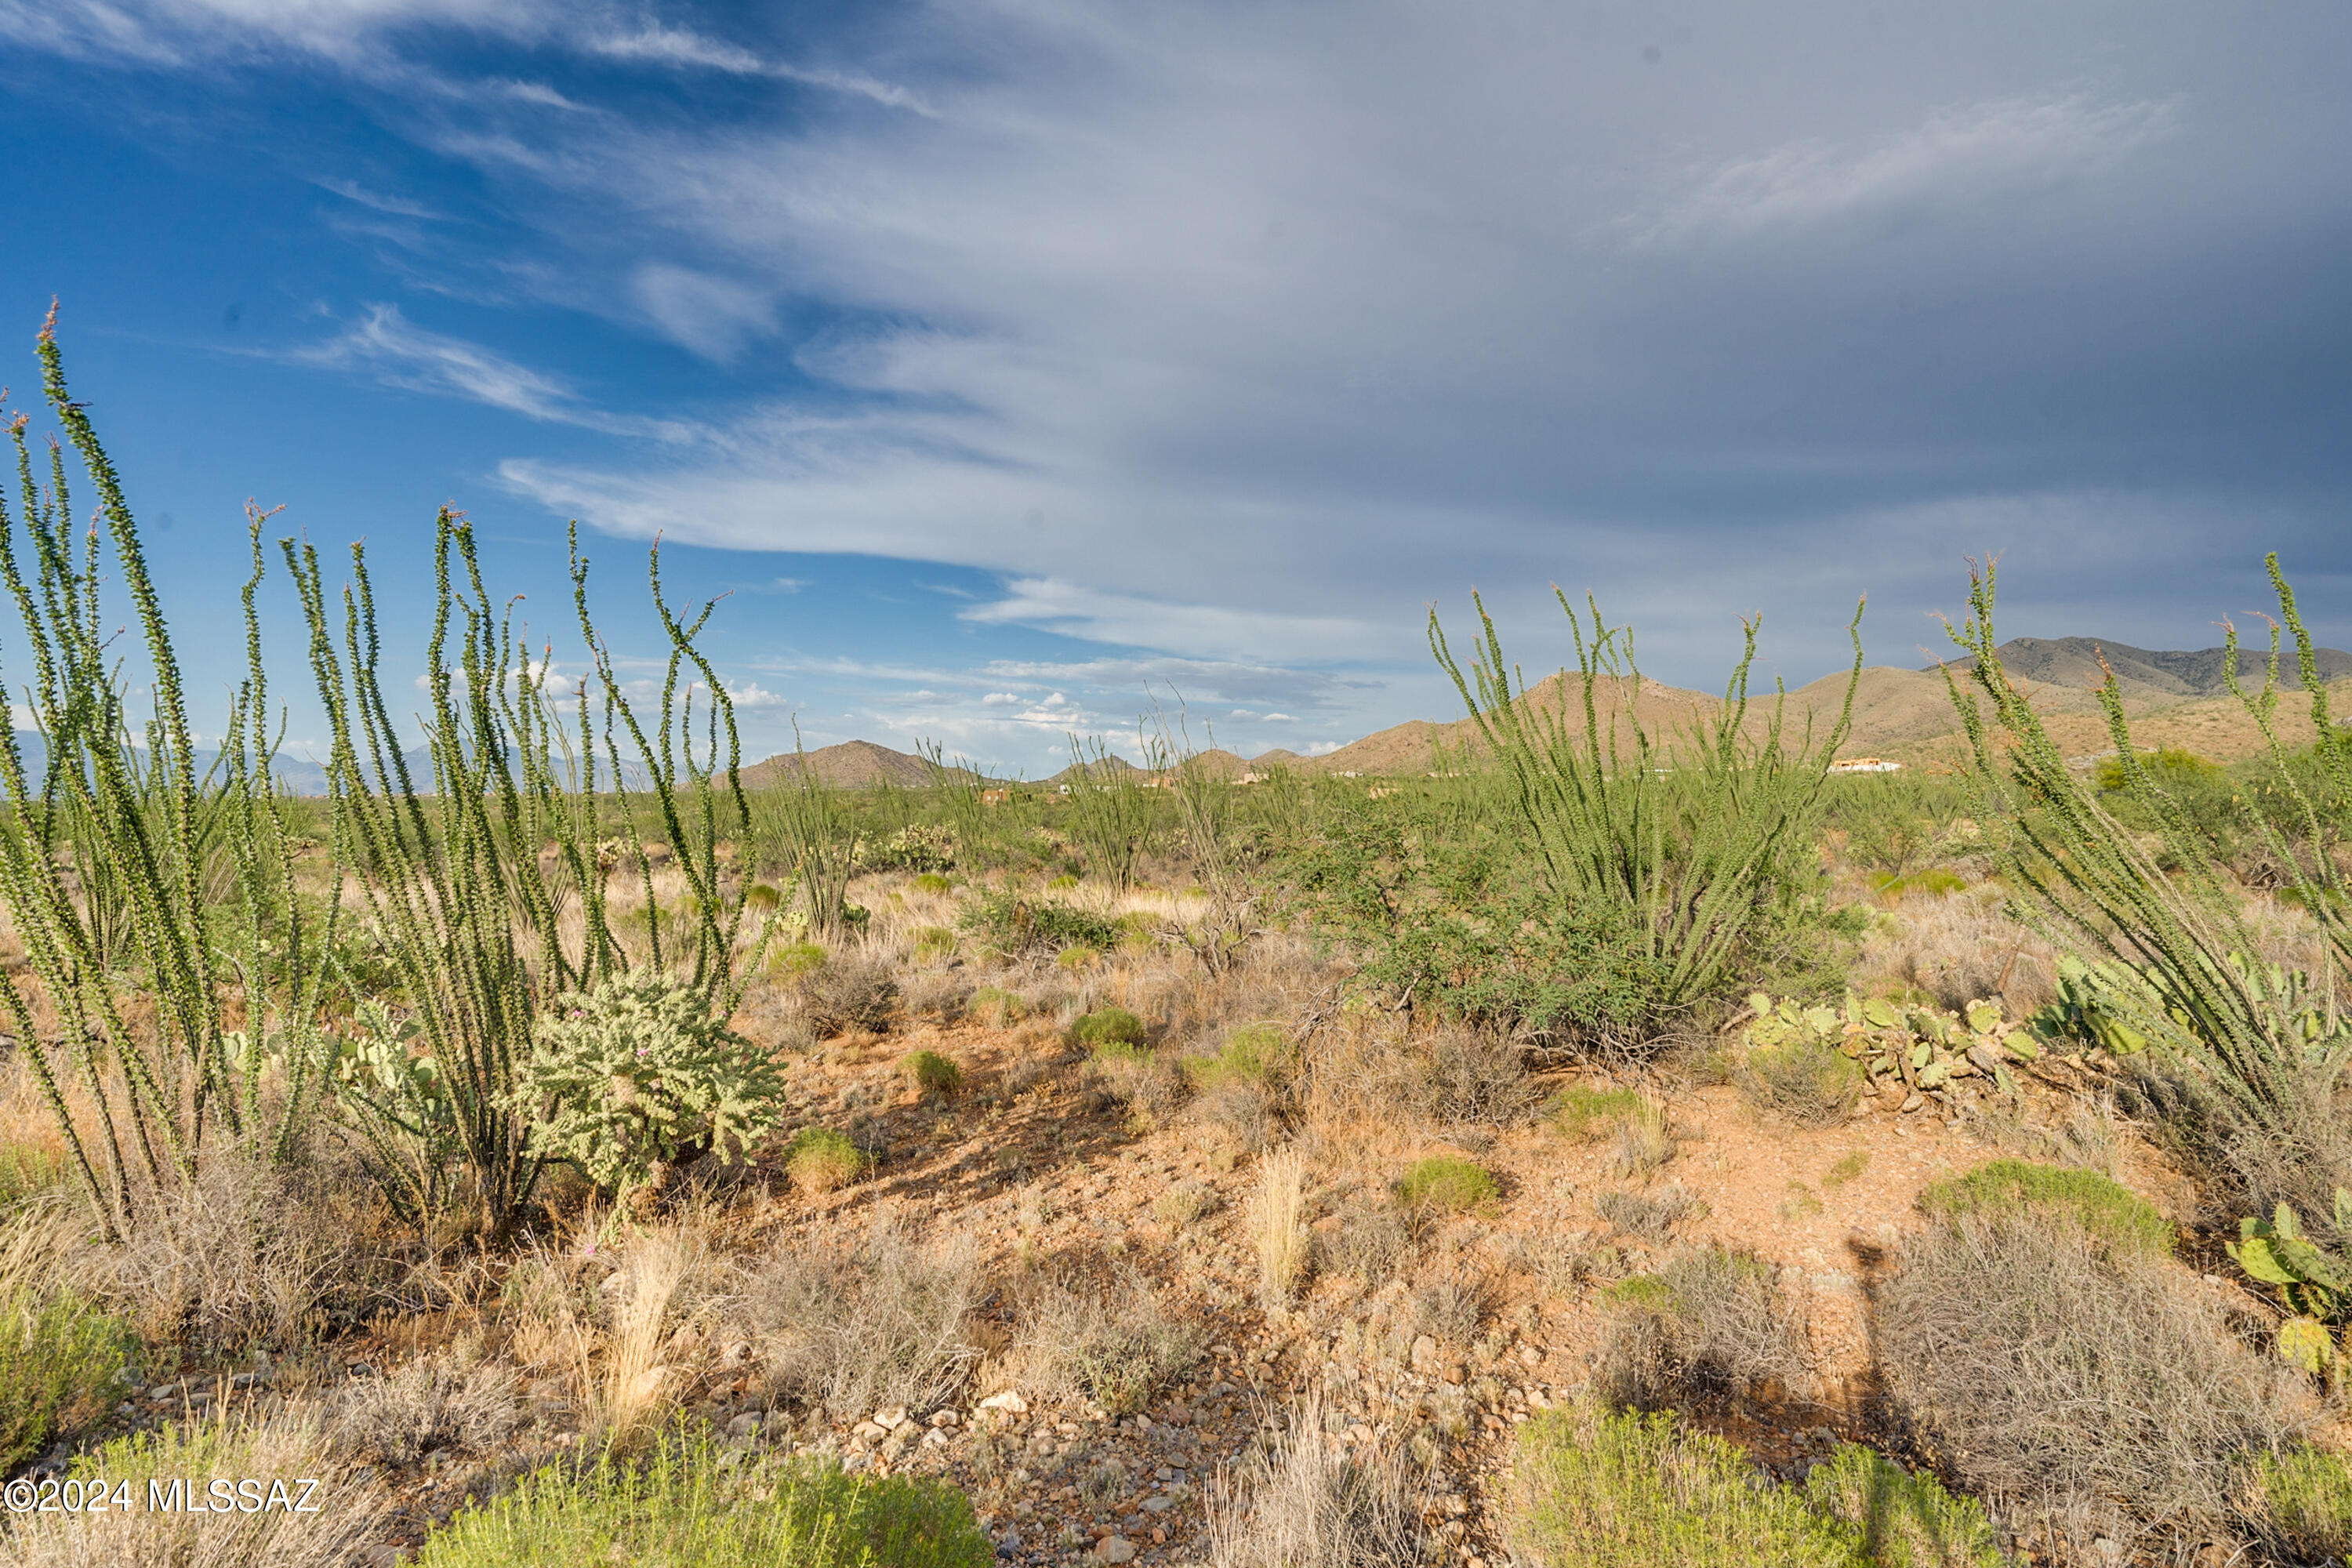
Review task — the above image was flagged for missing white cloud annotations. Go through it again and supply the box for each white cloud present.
[1630,93,2178,249]
[724,680,786,710]
[312,176,445,220]
[981,691,1021,706]
[286,303,697,441]
[959,579,1385,664]
[631,263,775,362]
[1262,712,1295,723]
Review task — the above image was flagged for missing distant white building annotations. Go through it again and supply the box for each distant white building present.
[1828,757,1904,775]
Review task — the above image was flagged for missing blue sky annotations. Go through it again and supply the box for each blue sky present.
[2,1,2348,775]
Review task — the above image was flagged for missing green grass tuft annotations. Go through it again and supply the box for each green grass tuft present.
[415,1436,992,1567]
[1185,1021,1283,1091]
[785,1127,869,1195]
[0,1287,136,1472]
[1551,1083,1643,1140]
[1917,1159,2173,1258]
[2253,1446,2352,1564]
[1396,1156,1499,1211]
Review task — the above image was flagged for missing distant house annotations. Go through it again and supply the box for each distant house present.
[1828,757,1904,775]
[980,788,1009,806]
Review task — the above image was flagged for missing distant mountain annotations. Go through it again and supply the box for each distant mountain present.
[736,739,948,790]
[1929,637,2352,699]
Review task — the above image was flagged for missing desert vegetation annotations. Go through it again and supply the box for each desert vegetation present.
[0,319,2349,1567]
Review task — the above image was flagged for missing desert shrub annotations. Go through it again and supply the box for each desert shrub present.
[1396,1156,1497,1212]
[903,1051,964,1096]
[1087,1043,1183,1127]
[2,1410,397,1568]
[1511,1402,1994,1568]
[0,1144,63,1207]
[968,986,1027,1028]
[1595,1182,1704,1240]
[801,958,901,1036]
[913,873,953,895]
[1739,1031,1863,1127]
[509,970,784,1200]
[1069,1007,1147,1048]
[329,1350,520,1467]
[1319,1199,1416,1283]
[784,1128,868,1196]
[1800,1445,2005,1568]
[1606,1094,1675,1178]
[1205,1396,1426,1568]
[0,1287,134,1472]
[910,924,957,962]
[1877,1208,2311,1559]
[1822,1149,1869,1187]
[1915,1159,2173,1258]
[1552,1083,1642,1139]
[1153,1180,1218,1226]
[412,1437,991,1568]
[1595,1246,1807,1411]
[860,824,956,874]
[1407,1267,1494,1349]
[1509,1403,1854,1568]
[1392,1027,1537,1128]
[1010,1266,1201,1414]
[2249,1445,2352,1565]
[958,890,1119,956]
[768,941,828,981]
[740,1225,982,1418]
[1186,1021,1285,1091]
[93,1154,345,1349]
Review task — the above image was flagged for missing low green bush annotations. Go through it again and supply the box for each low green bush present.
[1069,1007,1147,1049]
[508,969,785,1200]
[768,940,828,980]
[786,1128,869,1196]
[1185,1022,1283,1091]
[0,1142,64,1206]
[2252,1446,2352,1564]
[957,890,1119,956]
[1396,1156,1498,1212]
[1510,1403,2001,1568]
[415,1436,992,1567]
[912,873,953,895]
[0,1286,136,1472]
[1917,1159,2173,1258]
[903,1051,964,1096]
[968,986,1027,1028]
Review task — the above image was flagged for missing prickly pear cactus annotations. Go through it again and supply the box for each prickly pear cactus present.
[2229,1194,2352,1379]
[1744,990,2040,1115]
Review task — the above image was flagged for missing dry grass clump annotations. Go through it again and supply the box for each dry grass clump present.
[1605,1094,1676,1178]
[1205,1396,1427,1568]
[1877,1209,2313,1560]
[1152,1180,1218,1226]
[1085,1042,1185,1128]
[1375,1026,1536,1129]
[91,1152,354,1350]
[1005,1265,1201,1414]
[0,1410,397,1568]
[1595,1182,1704,1240]
[1853,887,2060,1015]
[1251,1149,1310,1308]
[1594,1247,1811,1412]
[329,1346,521,1467]
[1737,1036,1862,1127]
[1317,1195,1417,1286]
[1406,1264,1494,1352]
[738,1221,982,1421]
[497,1228,711,1450]
[800,956,902,1036]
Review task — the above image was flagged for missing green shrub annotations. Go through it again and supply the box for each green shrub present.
[1551,1083,1642,1140]
[1917,1160,2173,1258]
[956,890,1119,956]
[0,1287,136,1471]
[2252,1446,2352,1564]
[1069,1007,1147,1049]
[1510,1404,1999,1568]
[911,924,956,960]
[508,970,785,1200]
[1802,1444,2005,1568]
[1396,1156,1498,1211]
[1047,873,1080,890]
[1054,944,1100,971]
[1186,1022,1283,1091]
[786,1128,869,1196]
[903,1051,964,1096]
[1510,1403,1855,1567]
[415,1436,991,1568]
[913,873,953,895]
[768,941,828,980]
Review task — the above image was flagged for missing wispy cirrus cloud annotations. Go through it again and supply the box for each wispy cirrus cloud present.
[285,303,699,441]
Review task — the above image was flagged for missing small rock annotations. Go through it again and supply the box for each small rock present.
[875,1406,909,1430]
[921,1428,949,1448]
[854,1421,887,1440]
[1518,1344,1544,1367]
[1095,1536,1137,1563]
[1142,1495,1174,1514]
[1410,1334,1439,1367]
[727,1412,763,1439]
[978,1391,1028,1414]
[1441,1363,1466,1386]
[930,1409,960,1428]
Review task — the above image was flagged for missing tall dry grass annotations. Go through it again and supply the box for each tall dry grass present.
[1252,1149,1309,1309]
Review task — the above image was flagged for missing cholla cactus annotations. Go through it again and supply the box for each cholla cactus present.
[510,970,784,1198]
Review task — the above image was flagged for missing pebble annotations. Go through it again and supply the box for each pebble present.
[1094,1535,1136,1563]
[978,1391,1028,1413]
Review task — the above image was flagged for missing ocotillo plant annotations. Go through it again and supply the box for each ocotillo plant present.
[757,722,858,939]
[282,513,764,1233]
[0,310,339,1241]
[1062,731,1159,893]
[1430,589,1863,1025]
